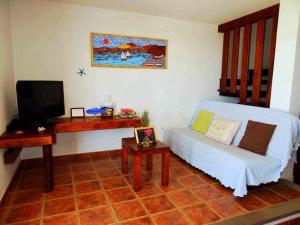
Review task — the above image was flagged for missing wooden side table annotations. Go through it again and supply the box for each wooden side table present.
[122,137,170,191]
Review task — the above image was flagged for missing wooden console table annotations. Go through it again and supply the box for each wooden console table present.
[0,116,141,192]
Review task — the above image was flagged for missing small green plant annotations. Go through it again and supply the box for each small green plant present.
[141,110,150,127]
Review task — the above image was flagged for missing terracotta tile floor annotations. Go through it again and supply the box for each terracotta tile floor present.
[1,150,300,225]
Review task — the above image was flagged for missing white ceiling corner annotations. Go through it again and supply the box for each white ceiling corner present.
[45,0,280,24]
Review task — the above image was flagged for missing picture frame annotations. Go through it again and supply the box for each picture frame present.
[90,32,168,69]
[134,126,157,144]
[70,107,85,118]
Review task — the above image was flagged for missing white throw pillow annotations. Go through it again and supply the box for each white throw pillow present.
[205,118,241,145]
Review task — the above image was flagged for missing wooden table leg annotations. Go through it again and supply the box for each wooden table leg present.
[43,145,54,193]
[146,153,153,171]
[122,142,129,174]
[161,149,170,186]
[133,153,142,191]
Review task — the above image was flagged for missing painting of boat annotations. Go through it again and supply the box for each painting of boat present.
[90,33,168,69]
[125,51,132,59]
[121,52,127,60]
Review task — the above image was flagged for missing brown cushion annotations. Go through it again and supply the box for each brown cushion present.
[238,120,276,155]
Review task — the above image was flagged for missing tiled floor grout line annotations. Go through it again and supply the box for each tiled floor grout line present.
[155,173,232,224]
[207,203,231,223]
[2,176,20,225]
[116,164,150,224]
[70,160,82,225]
[116,156,160,225]
[0,192,274,222]
[39,212,76,221]
[135,190,158,225]
[109,153,128,224]
[155,165,207,225]
[157,176,225,224]
[172,179,223,224]
[154,181,195,225]
[3,174,43,224]
[120,216,152,225]
[142,157,195,224]
[6,185,275,225]
[39,191,46,225]
[93,156,119,225]
[185,189,228,223]
[2,152,300,225]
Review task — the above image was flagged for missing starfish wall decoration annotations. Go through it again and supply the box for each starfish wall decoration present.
[77,68,86,76]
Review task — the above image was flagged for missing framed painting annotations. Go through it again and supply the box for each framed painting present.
[90,33,168,69]
[134,127,157,144]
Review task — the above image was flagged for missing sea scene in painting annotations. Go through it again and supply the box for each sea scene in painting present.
[91,33,167,68]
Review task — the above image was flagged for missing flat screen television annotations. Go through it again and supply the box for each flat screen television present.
[16,81,65,123]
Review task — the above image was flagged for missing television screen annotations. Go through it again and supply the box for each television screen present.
[17,81,65,122]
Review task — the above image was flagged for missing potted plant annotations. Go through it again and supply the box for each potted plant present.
[141,110,150,127]
[141,110,150,147]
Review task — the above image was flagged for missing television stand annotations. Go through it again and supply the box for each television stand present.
[7,117,49,131]
[0,127,55,192]
[0,116,141,193]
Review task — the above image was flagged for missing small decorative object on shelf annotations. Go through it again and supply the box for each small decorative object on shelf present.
[101,95,114,117]
[15,130,23,135]
[135,127,156,147]
[70,107,85,118]
[86,107,105,118]
[100,107,114,117]
[118,108,136,119]
[37,127,46,132]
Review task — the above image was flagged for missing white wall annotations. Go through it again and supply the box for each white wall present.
[270,0,300,112]
[0,0,20,200]
[9,0,226,158]
[289,15,300,115]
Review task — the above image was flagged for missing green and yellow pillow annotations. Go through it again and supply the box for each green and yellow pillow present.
[191,110,214,134]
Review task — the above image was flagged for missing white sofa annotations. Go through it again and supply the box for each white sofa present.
[163,101,300,197]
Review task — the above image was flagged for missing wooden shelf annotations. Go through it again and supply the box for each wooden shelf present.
[0,116,141,154]
[218,89,267,98]
[221,78,268,86]
[53,116,141,133]
[0,128,56,149]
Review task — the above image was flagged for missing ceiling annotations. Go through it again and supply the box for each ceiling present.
[46,0,279,24]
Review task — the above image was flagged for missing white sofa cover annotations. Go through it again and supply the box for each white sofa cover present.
[163,101,300,197]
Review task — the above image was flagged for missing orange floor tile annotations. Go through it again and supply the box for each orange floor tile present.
[0,151,300,225]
